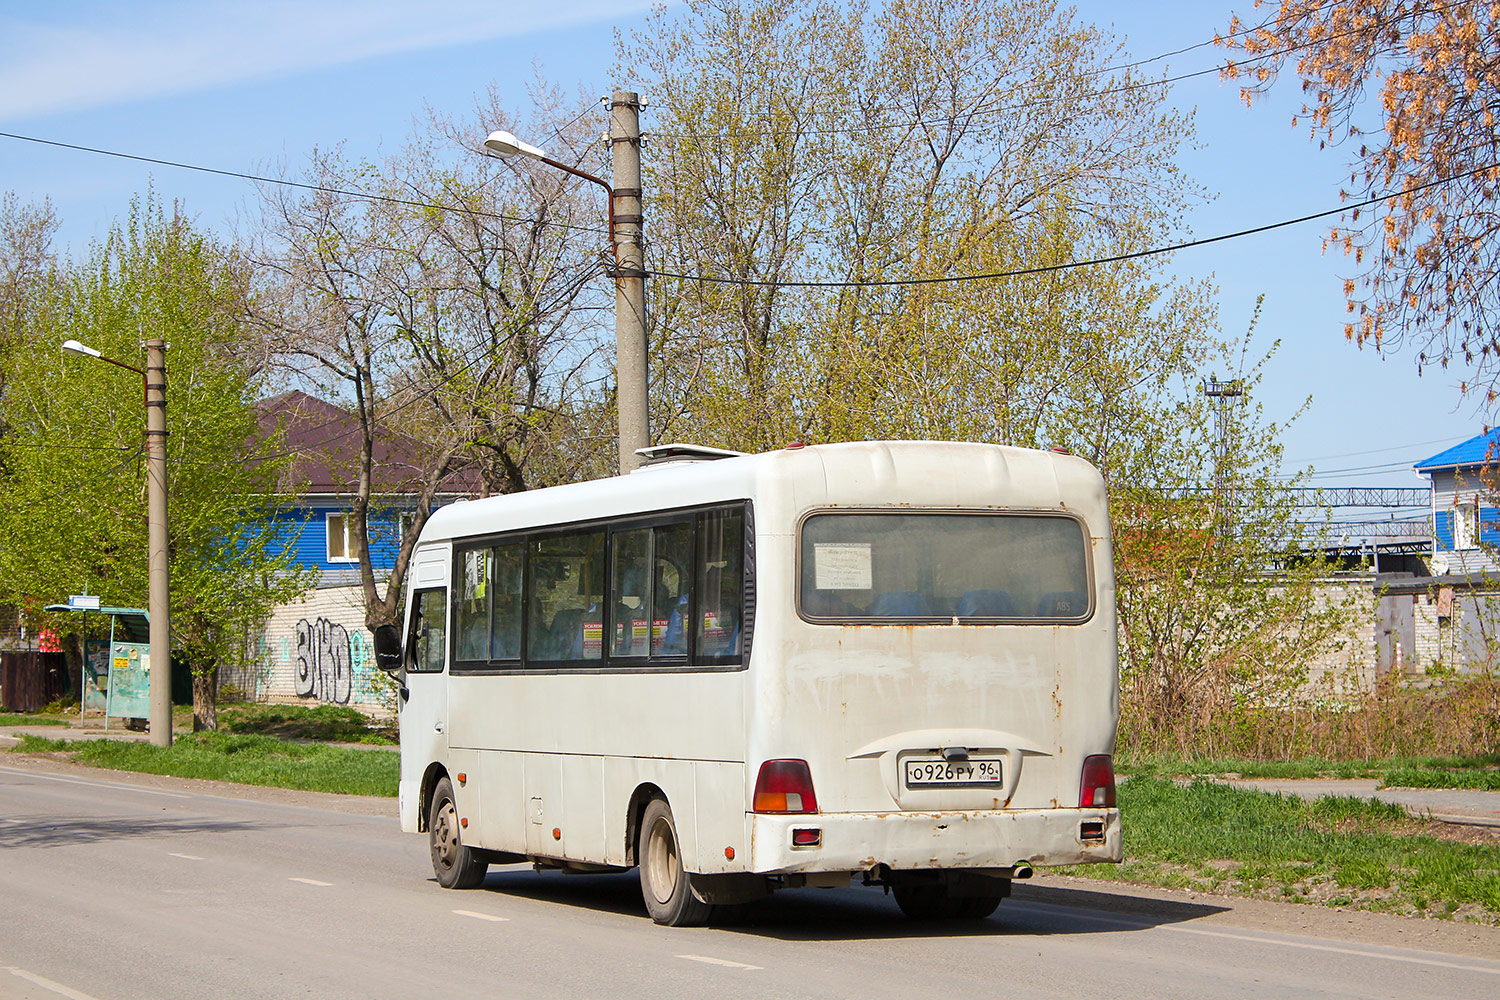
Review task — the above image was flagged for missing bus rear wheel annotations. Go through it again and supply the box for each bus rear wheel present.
[429,776,488,889]
[638,798,712,926]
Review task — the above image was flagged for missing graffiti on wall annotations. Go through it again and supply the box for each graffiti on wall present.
[295,617,353,704]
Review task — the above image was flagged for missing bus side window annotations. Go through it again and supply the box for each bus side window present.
[610,528,652,657]
[695,509,743,660]
[491,543,524,659]
[652,523,692,657]
[407,588,447,673]
[529,530,605,662]
[455,548,491,661]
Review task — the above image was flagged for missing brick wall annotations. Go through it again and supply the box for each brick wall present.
[223,585,395,714]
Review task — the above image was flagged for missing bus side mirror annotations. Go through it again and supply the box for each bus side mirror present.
[373,623,403,674]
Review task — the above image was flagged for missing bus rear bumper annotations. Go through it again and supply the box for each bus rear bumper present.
[745,807,1121,875]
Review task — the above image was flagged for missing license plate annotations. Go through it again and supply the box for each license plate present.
[903,756,1003,788]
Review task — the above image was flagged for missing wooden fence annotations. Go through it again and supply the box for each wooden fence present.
[0,651,71,712]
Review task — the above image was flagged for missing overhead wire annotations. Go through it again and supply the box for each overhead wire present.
[187,255,613,469]
[5,443,148,516]
[646,162,1499,289]
[0,129,610,238]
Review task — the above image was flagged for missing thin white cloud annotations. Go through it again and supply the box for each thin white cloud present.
[0,0,646,123]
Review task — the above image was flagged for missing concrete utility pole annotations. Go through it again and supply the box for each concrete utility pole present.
[62,336,173,746]
[145,339,171,747]
[609,91,650,474]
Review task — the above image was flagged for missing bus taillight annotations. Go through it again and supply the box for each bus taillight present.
[753,759,819,814]
[1079,754,1116,808]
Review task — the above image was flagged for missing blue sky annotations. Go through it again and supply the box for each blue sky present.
[0,0,1477,492]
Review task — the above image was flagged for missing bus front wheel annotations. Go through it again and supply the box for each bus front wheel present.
[638,798,712,926]
[429,776,488,889]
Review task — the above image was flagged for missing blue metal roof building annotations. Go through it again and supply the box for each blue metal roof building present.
[1414,427,1500,473]
[1413,428,1500,567]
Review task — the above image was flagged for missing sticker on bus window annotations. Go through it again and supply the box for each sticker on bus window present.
[814,543,873,590]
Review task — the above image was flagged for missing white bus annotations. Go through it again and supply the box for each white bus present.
[374,440,1121,925]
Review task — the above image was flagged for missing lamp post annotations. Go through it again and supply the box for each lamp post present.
[483,91,649,474]
[61,337,172,748]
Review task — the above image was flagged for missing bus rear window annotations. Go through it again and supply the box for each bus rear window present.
[798,512,1091,623]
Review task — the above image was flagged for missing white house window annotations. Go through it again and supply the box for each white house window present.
[327,513,358,563]
[1455,501,1480,550]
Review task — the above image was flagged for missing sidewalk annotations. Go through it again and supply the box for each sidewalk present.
[1213,777,1500,828]
[0,716,158,747]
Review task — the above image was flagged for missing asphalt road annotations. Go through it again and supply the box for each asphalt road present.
[2,759,1498,1000]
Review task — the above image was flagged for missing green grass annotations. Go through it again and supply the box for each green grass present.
[0,713,71,727]
[10,732,397,796]
[218,703,396,745]
[1069,777,1500,920]
[1381,768,1500,791]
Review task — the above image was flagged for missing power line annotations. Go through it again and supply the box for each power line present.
[191,257,611,469]
[1291,434,1464,463]
[647,163,1498,289]
[5,444,147,517]
[0,129,610,238]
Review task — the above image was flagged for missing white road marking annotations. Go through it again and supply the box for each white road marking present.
[0,765,189,799]
[2,965,106,1000]
[452,909,510,922]
[168,852,204,860]
[1167,925,1500,975]
[677,954,762,970]
[289,877,332,886]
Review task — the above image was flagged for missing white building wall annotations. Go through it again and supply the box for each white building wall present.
[223,585,394,713]
[1430,469,1500,574]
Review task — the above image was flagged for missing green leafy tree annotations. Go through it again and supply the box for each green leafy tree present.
[1111,313,1357,757]
[618,0,1358,752]
[621,0,1204,452]
[0,194,314,730]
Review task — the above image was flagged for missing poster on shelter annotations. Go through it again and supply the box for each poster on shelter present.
[83,640,110,713]
[105,642,150,719]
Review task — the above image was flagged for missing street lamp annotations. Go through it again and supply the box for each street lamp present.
[61,337,172,748]
[482,90,649,474]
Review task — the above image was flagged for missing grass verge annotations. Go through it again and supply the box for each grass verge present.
[9,732,397,797]
[1381,768,1500,792]
[0,714,70,727]
[1064,777,1500,923]
[218,703,396,745]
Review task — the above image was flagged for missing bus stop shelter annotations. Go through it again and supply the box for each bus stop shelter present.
[43,603,150,726]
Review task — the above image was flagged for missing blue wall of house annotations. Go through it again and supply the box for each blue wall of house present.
[264,504,406,573]
[1435,510,1454,551]
[1432,506,1500,552]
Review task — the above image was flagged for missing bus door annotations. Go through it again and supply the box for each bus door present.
[401,587,450,767]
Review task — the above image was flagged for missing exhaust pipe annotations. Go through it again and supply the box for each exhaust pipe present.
[1011,861,1034,880]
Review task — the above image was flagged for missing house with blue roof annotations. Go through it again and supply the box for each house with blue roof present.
[1414,427,1500,574]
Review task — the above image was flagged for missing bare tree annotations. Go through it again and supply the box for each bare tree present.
[252,89,614,628]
